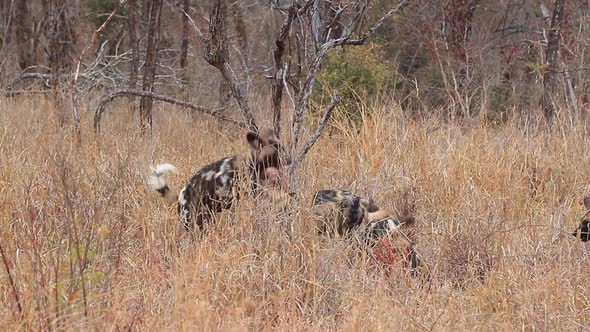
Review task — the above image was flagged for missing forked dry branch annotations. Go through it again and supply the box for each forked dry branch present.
[93,89,243,130]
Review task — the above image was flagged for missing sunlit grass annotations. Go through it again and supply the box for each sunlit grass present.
[1,94,590,330]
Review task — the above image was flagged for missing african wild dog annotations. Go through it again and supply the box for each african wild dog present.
[572,196,590,242]
[311,189,421,273]
[147,128,287,231]
[312,189,380,236]
[366,215,421,274]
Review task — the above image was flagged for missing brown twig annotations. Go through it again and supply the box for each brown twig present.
[68,0,127,142]
[0,240,23,316]
[93,89,246,131]
[336,0,411,46]
[4,90,52,97]
[72,0,127,85]
[288,93,341,193]
[293,93,341,165]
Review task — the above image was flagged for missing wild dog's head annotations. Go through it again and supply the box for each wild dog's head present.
[246,128,285,187]
[365,215,416,245]
[365,213,421,275]
[572,197,590,242]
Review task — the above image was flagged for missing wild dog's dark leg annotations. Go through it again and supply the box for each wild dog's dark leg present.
[581,221,590,242]
[196,197,223,231]
[178,187,192,231]
[195,211,206,231]
[407,246,420,276]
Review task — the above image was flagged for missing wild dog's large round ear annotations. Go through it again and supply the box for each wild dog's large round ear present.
[580,220,590,242]
[366,199,380,213]
[583,196,590,210]
[246,131,260,149]
[399,215,416,226]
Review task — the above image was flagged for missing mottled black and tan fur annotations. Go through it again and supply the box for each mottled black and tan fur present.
[148,128,286,231]
[572,196,590,242]
[312,189,380,236]
[312,189,421,273]
[312,189,417,243]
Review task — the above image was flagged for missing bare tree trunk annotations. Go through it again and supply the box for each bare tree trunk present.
[42,0,72,126]
[141,0,149,38]
[139,0,163,131]
[0,0,14,58]
[443,0,479,117]
[44,0,68,89]
[179,0,190,69]
[562,61,578,125]
[229,1,248,67]
[218,80,231,108]
[204,0,257,132]
[216,2,231,108]
[127,0,140,112]
[227,1,249,104]
[542,0,566,124]
[15,0,32,69]
[271,5,297,137]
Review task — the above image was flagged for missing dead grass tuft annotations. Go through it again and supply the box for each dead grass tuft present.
[1,95,590,330]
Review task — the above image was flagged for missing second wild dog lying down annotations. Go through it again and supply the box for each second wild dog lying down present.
[312,189,405,237]
[147,128,287,231]
[312,189,420,272]
[572,196,590,242]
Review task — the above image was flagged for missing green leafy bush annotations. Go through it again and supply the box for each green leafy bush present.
[314,43,400,127]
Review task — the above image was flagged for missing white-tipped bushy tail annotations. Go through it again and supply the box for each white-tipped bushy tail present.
[147,163,179,204]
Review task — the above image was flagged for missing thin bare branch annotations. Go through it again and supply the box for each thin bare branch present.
[72,0,127,85]
[294,93,342,164]
[293,92,341,165]
[93,89,245,131]
[288,92,341,194]
[177,2,205,40]
[292,0,410,146]
[297,0,315,16]
[4,90,52,97]
[331,0,411,46]
[69,0,126,141]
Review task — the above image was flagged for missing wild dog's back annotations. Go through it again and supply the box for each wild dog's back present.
[147,128,288,233]
[312,189,423,276]
[312,189,368,236]
[178,156,241,231]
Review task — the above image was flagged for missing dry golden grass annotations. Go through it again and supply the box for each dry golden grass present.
[2,94,590,331]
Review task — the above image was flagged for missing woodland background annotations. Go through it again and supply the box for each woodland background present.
[2,0,590,330]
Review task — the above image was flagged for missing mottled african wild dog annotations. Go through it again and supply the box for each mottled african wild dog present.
[572,196,590,242]
[312,189,379,236]
[148,128,286,231]
[312,189,420,273]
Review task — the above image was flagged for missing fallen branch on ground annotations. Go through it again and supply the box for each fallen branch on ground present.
[93,89,245,131]
[4,72,52,93]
